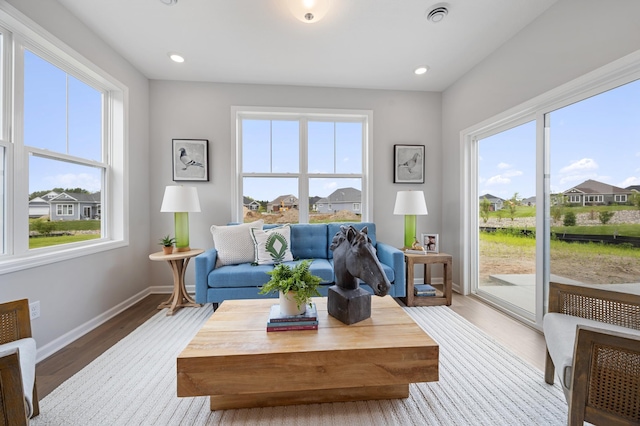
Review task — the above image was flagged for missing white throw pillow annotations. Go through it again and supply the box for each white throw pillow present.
[250,224,294,265]
[210,220,264,266]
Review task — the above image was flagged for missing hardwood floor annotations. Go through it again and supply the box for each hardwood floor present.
[35,292,547,399]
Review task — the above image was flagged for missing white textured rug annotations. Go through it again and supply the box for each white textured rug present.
[32,303,567,425]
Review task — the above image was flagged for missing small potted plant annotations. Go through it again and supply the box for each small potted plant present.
[159,235,175,255]
[259,259,322,315]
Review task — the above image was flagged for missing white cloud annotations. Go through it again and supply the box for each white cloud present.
[619,176,640,187]
[497,162,511,169]
[323,181,338,191]
[503,169,523,178]
[559,158,598,173]
[486,175,510,185]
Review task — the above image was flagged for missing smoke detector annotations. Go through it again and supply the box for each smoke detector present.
[426,5,448,23]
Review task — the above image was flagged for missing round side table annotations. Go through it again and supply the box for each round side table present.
[149,248,204,316]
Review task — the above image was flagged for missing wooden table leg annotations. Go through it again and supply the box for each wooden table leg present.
[158,257,201,315]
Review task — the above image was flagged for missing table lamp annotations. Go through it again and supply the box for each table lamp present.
[393,190,428,249]
[160,185,201,252]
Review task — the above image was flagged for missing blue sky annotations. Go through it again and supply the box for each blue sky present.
[25,50,102,194]
[26,48,639,203]
[479,78,640,201]
[242,119,362,201]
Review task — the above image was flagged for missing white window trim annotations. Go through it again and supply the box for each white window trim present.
[0,3,129,275]
[231,106,373,223]
[460,49,640,328]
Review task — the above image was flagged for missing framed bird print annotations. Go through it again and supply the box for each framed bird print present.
[172,139,209,181]
[394,144,424,183]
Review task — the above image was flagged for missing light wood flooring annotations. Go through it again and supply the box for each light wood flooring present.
[35,292,547,399]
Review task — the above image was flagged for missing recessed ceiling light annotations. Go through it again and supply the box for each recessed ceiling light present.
[168,53,185,63]
[414,66,429,75]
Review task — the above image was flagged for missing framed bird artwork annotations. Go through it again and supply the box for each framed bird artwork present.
[394,144,424,183]
[172,139,209,181]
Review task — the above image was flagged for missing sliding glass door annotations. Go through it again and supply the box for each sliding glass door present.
[469,73,640,327]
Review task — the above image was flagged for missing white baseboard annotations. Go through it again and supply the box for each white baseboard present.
[36,285,198,362]
[36,288,151,362]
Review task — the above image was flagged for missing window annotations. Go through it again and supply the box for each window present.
[585,195,603,203]
[615,194,627,203]
[57,204,74,216]
[0,8,127,273]
[569,195,581,203]
[353,203,360,211]
[233,107,371,224]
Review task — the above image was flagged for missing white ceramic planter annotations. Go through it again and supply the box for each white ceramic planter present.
[279,291,306,316]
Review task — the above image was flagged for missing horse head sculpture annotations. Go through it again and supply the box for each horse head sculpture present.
[330,225,390,297]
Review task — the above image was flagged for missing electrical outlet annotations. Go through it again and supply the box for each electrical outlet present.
[29,301,40,320]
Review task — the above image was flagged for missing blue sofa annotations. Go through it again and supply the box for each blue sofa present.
[194,222,405,305]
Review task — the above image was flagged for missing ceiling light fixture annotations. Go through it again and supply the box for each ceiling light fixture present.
[168,53,185,63]
[286,0,331,24]
[159,0,178,5]
[426,5,449,23]
[414,66,429,75]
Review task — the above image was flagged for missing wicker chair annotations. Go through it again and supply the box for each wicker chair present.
[544,282,640,426]
[0,299,39,425]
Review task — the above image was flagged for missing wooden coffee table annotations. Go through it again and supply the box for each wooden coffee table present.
[177,295,439,410]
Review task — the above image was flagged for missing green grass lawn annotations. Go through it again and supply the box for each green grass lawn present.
[29,219,100,231]
[29,234,101,249]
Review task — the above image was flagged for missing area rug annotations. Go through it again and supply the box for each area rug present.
[32,303,567,425]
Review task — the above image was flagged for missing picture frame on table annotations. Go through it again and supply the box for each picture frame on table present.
[172,139,209,182]
[394,144,425,183]
[421,233,439,253]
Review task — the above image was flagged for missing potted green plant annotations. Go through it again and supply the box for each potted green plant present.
[259,259,322,315]
[159,234,175,255]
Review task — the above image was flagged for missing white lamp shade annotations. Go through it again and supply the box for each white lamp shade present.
[160,186,201,213]
[393,190,428,215]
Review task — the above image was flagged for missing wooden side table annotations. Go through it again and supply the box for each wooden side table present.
[401,252,452,307]
[149,248,204,316]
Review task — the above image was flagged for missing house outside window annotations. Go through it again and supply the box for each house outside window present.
[233,107,372,224]
[0,7,127,274]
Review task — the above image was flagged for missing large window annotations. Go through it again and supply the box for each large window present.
[234,108,371,224]
[0,7,127,273]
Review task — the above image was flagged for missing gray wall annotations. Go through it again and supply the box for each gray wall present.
[3,0,151,352]
[149,81,442,287]
[441,0,640,291]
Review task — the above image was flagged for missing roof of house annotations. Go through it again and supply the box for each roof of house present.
[564,179,630,195]
[479,194,504,202]
[49,192,101,203]
[268,194,298,205]
[243,197,259,205]
[626,185,640,192]
[327,187,361,203]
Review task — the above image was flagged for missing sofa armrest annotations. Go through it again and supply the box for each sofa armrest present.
[195,249,218,304]
[376,242,405,297]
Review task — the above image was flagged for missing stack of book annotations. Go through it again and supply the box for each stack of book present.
[267,302,318,332]
[414,284,437,297]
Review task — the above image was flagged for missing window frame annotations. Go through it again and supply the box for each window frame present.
[231,106,373,223]
[0,5,128,274]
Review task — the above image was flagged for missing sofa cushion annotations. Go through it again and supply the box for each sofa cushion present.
[250,224,294,265]
[290,224,328,259]
[207,259,334,289]
[210,220,263,266]
[543,312,640,394]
